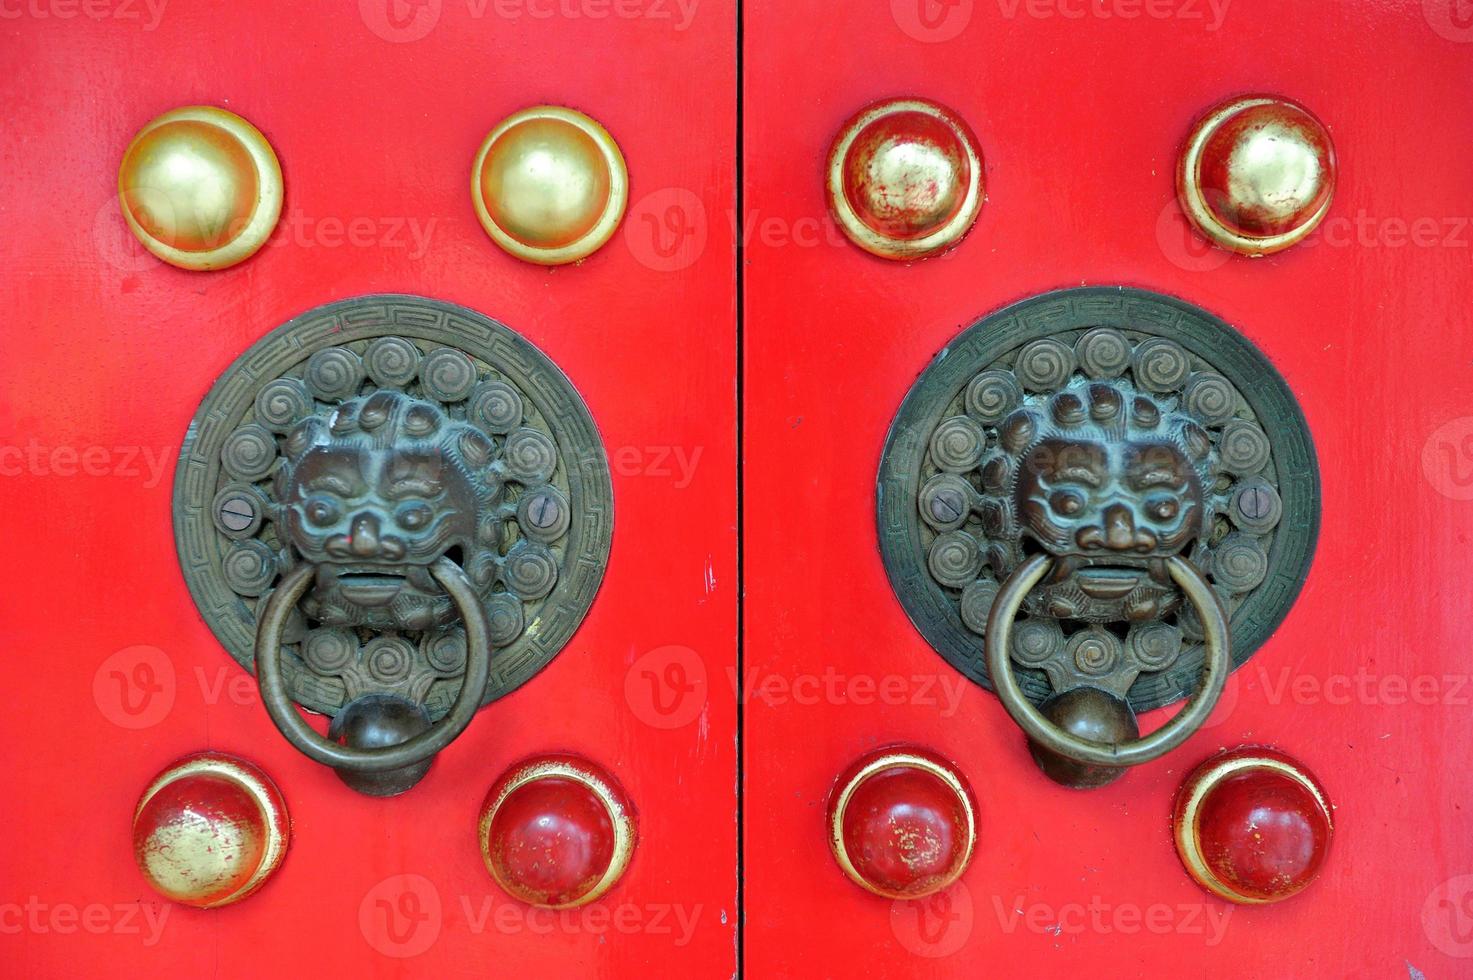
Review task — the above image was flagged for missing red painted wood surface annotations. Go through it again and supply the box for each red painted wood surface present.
[745,1,1473,975]
[0,2,736,975]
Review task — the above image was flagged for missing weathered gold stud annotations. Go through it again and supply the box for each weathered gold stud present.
[471,106,629,265]
[479,754,637,908]
[826,97,985,261]
[1177,95,1336,256]
[118,106,283,270]
[826,746,978,899]
[132,752,290,909]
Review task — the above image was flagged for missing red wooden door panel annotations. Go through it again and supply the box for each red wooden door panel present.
[0,3,736,976]
[744,1,1473,976]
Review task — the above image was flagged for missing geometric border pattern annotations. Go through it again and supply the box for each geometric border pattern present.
[877,286,1319,712]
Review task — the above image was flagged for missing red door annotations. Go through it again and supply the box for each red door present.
[0,3,736,976]
[745,1,1473,976]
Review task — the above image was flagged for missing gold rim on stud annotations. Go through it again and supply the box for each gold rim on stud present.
[471,106,629,266]
[825,98,985,262]
[1177,96,1335,257]
[478,757,637,908]
[117,106,283,271]
[826,750,977,899]
[1173,752,1333,904]
[133,753,290,909]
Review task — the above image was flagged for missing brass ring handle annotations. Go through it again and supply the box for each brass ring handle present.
[984,553,1230,769]
[254,557,492,774]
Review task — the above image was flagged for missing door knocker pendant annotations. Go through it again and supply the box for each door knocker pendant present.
[175,295,613,795]
[877,287,1318,788]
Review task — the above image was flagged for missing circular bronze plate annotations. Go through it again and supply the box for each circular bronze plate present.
[877,287,1318,712]
[175,295,613,717]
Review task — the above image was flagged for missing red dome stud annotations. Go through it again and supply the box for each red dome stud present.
[132,752,290,909]
[479,754,637,909]
[826,97,985,261]
[827,746,978,899]
[1173,747,1333,904]
[1178,95,1336,256]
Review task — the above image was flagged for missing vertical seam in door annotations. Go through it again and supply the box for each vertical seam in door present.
[734,0,746,974]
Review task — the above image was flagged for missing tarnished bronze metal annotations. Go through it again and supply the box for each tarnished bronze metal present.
[1178,95,1336,256]
[175,295,613,795]
[471,105,628,265]
[826,97,984,261]
[118,106,282,270]
[877,287,1319,786]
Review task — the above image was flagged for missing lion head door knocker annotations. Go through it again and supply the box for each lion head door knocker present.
[175,295,612,796]
[878,287,1318,788]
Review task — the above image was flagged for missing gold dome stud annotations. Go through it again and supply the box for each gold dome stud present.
[1177,95,1336,256]
[826,97,985,261]
[117,106,283,270]
[471,106,629,266]
[132,752,290,909]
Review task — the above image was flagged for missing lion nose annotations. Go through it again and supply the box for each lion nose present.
[1076,504,1158,553]
[348,513,381,557]
[326,512,408,562]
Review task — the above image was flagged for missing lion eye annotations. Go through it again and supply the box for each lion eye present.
[305,496,340,526]
[1048,490,1085,517]
[1146,495,1180,521]
[396,502,433,531]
